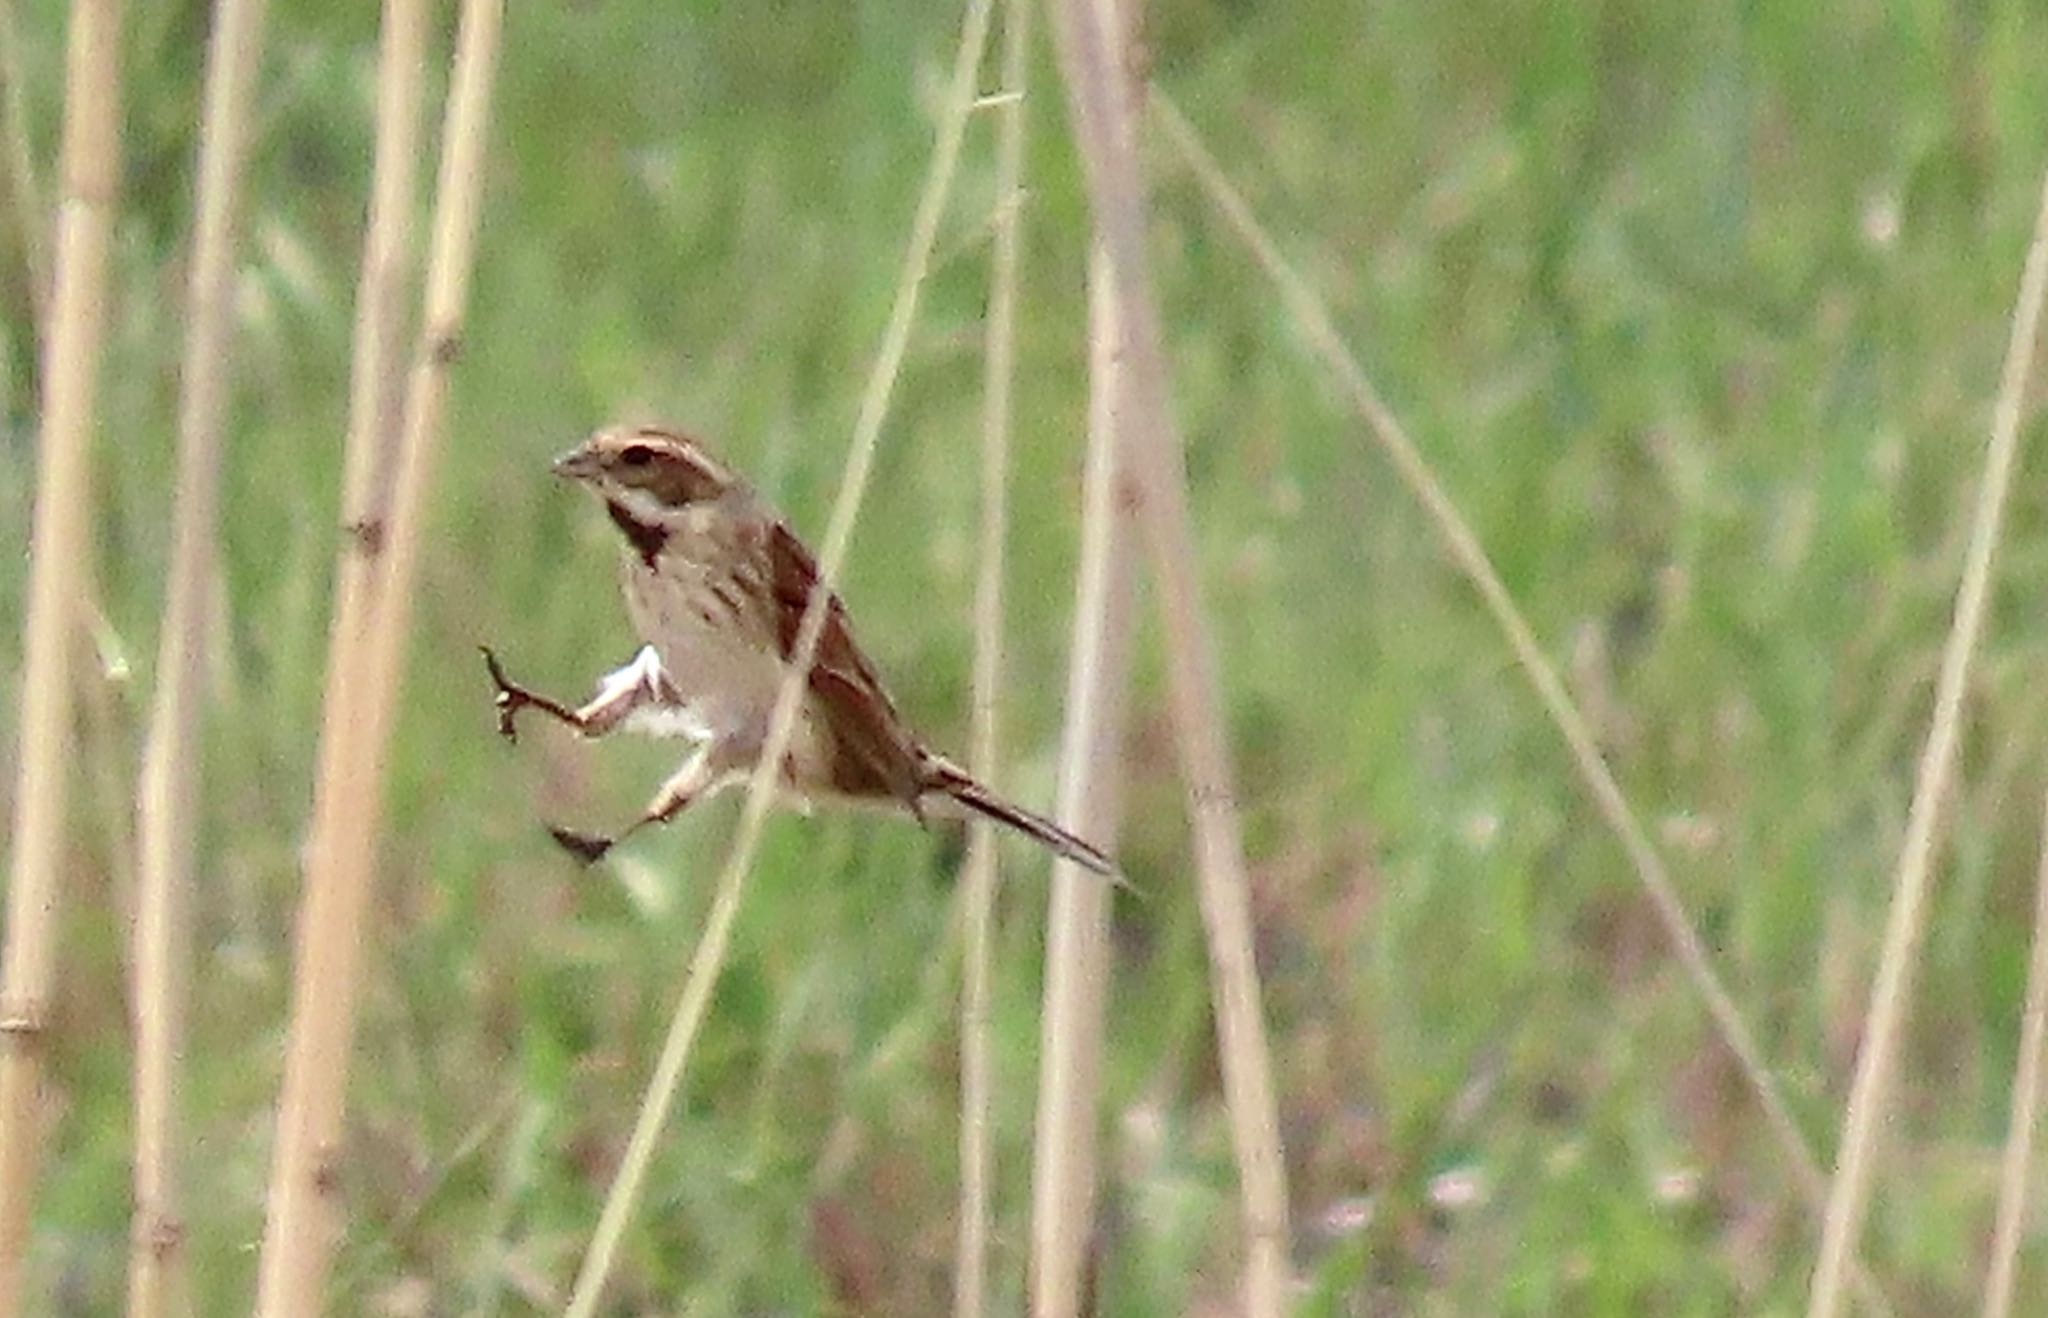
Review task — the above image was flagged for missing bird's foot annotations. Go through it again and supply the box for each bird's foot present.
[481,646,574,744]
[547,824,615,865]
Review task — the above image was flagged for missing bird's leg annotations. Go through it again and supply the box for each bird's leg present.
[483,644,669,744]
[547,737,741,865]
[572,646,677,737]
[627,742,721,835]
[480,647,576,742]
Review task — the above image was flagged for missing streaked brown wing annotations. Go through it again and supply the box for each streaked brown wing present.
[764,520,924,806]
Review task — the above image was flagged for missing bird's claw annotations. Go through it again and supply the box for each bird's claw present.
[480,645,534,744]
[548,824,614,865]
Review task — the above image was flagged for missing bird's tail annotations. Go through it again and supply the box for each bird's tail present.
[921,755,1119,879]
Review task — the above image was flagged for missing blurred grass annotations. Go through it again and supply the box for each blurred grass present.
[6,0,2048,1312]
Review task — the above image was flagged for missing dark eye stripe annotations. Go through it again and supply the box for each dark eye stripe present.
[620,444,655,466]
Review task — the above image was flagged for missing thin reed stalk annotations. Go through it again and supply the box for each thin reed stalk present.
[291,0,426,946]
[334,0,429,601]
[955,0,1031,1312]
[1028,243,1133,1317]
[1808,159,2048,1318]
[562,2,997,1310]
[1983,783,2048,1318]
[1027,8,1140,1306]
[0,0,124,1310]
[1148,88,1912,1315]
[1043,7,1291,1311]
[130,0,269,1309]
[0,0,137,1032]
[255,1,496,1311]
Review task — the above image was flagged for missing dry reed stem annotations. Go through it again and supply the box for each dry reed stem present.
[1044,9,1291,1311]
[1807,160,2048,1318]
[1028,243,1132,1317]
[0,0,123,1309]
[293,0,426,957]
[955,0,1030,1311]
[130,0,269,1309]
[2,0,142,1027]
[255,1,497,1311]
[1027,8,1139,1306]
[334,0,429,607]
[0,0,137,1028]
[1147,88,1918,1315]
[273,0,427,1115]
[561,2,996,1310]
[1982,784,2048,1317]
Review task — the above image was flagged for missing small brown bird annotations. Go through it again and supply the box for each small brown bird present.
[483,423,1116,875]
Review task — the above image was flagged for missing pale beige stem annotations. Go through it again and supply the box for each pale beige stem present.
[0,0,123,1310]
[130,0,269,1311]
[1808,159,2048,1318]
[1983,783,2048,1318]
[295,0,426,891]
[562,1,996,1311]
[956,0,1030,1312]
[3,0,135,1032]
[255,2,496,1312]
[280,0,427,1048]
[1028,5,1143,1306]
[1028,242,1134,1318]
[334,0,428,598]
[1044,7,1292,1311]
[1148,87,1918,1316]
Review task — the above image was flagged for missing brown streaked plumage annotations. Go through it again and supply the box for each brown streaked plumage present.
[484,423,1117,876]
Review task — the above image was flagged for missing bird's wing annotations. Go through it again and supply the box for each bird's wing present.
[761,518,925,806]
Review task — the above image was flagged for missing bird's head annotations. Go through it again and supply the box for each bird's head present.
[552,425,739,524]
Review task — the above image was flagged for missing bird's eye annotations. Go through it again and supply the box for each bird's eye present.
[620,444,655,467]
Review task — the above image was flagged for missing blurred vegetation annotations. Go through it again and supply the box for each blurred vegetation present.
[5,0,2048,1312]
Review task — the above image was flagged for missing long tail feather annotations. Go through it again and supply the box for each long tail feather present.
[922,756,1118,878]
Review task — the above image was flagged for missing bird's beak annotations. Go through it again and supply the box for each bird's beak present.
[551,446,599,481]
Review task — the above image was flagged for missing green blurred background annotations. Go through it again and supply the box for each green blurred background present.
[6,0,2048,1312]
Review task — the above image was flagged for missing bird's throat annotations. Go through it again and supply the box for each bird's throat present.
[606,499,669,566]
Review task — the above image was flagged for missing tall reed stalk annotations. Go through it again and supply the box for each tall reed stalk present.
[563,2,997,1309]
[130,0,269,1310]
[255,1,495,1311]
[1028,246,1135,1315]
[0,0,124,1310]
[955,0,1030,1312]
[1807,158,2048,1318]
[1148,88,1909,1316]
[1042,1,1291,1309]
[1028,6,1143,1306]
[1983,782,2048,1318]
[333,0,429,605]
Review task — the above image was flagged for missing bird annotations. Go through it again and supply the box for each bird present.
[482,423,1117,876]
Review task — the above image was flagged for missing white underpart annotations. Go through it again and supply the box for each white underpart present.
[625,702,714,741]
[599,642,817,821]
[600,644,665,700]
[605,644,714,742]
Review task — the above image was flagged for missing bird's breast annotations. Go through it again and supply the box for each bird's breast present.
[617,539,785,720]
